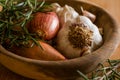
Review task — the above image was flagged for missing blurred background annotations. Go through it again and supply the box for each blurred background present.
[82,0,120,24]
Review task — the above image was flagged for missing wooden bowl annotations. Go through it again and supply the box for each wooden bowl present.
[0,0,120,80]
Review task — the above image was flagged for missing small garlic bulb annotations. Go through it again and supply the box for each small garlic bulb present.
[51,3,79,26]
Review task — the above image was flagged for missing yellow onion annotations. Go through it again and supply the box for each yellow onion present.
[8,41,66,61]
[27,12,60,40]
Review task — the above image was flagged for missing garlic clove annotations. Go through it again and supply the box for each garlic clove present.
[81,7,96,22]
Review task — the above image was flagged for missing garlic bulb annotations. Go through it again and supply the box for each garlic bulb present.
[56,21,93,58]
[51,3,79,26]
[51,3,103,58]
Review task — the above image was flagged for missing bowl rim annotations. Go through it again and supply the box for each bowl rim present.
[0,0,120,73]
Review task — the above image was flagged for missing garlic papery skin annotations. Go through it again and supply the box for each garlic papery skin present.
[56,21,93,59]
[51,3,79,26]
[77,16,103,50]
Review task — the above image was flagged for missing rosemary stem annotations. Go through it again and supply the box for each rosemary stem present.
[0,0,49,47]
[77,70,89,80]
[99,63,120,80]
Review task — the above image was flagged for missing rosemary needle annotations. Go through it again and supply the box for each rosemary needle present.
[0,0,50,48]
[77,70,89,80]
[77,59,120,80]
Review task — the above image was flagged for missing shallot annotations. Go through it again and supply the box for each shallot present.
[0,5,2,12]
[27,12,60,40]
[8,41,66,61]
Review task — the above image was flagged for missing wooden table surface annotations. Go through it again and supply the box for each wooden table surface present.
[0,0,120,80]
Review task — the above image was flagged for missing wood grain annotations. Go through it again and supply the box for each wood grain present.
[0,0,120,80]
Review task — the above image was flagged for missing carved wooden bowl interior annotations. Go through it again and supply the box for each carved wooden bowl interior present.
[0,0,120,80]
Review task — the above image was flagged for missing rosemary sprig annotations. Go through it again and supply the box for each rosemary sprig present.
[77,70,89,80]
[0,0,50,48]
[77,59,120,80]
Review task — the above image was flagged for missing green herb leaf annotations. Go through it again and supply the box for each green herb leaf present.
[0,0,51,48]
